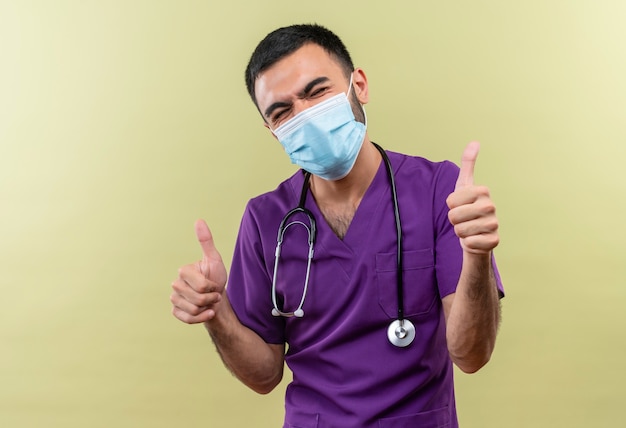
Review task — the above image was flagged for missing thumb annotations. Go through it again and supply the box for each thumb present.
[194,219,222,277]
[455,141,480,189]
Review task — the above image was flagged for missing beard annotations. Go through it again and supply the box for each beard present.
[349,89,366,126]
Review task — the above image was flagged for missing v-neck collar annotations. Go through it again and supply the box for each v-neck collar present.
[298,155,390,256]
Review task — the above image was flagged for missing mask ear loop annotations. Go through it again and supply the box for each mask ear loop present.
[362,104,368,129]
[347,72,368,129]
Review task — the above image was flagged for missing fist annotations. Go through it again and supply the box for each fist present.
[170,220,228,324]
[446,142,500,255]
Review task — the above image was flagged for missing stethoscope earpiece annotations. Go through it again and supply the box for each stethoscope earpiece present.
[272,307,305,318]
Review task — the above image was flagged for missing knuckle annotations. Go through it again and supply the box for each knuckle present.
[188,305,204,316]
[477,185,490,196]
[484,201,496,215]
[448,209,460,225]
[171,279,183,292]
[178,263,198,277]
[172,307,191,324]
[191,291,214,308]
[476,197,495,213]
[174,306,206,324]
[446,193,460,209]
[185,293,203,307]
[194,294,210,307]
[169,292,178,304]
[196,292,220,308]
[464,235,478,247]
[197,279,212,293]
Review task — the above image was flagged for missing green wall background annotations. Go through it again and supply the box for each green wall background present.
[2,1,625,427]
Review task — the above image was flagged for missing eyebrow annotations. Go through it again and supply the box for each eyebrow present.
[263,76,331,119]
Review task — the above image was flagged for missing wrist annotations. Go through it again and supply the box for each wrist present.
[462,250,491,267]
[203,292,235,337]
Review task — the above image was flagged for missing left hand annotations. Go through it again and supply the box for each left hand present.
[446,142,500,255]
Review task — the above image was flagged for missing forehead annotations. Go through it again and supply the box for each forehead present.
[254,43,346,108]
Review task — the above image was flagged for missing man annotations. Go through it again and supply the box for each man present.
[171,24,504,427]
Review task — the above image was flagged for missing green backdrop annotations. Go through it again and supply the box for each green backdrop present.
[1,1,625,427]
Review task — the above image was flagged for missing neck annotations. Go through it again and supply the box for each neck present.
[309,138,381,206]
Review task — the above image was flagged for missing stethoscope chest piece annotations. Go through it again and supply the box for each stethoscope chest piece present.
[387,319,416,348]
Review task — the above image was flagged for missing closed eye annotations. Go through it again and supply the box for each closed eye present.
[272,107,291,127]
[309,86,328,98]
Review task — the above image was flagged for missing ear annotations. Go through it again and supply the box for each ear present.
[352,68,369,105]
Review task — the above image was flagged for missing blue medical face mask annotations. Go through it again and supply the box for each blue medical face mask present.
[272,79,367,181]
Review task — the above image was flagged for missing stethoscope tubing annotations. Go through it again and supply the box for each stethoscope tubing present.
[271,191,316,318]
[375,143,405,323]
[271,142,415,346]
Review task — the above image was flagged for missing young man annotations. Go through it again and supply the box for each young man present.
[171,24,504,428]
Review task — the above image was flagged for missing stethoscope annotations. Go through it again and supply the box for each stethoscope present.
[271,142,415,348]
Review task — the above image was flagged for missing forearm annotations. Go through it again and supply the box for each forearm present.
[446,252,501,373]
[204,295,284,394]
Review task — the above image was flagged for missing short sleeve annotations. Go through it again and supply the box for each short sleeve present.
[227,202,286,344]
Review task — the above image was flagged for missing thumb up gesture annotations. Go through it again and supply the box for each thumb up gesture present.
[446,142,500,255]
[171,220,228,324]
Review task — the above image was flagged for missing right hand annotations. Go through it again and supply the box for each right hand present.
[171,219,228,324]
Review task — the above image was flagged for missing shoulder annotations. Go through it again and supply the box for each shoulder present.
[233,171,306,250]
[243,170,305,224]
[386,150,459,186]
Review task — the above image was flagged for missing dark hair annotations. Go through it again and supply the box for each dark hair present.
[244,24,355,107]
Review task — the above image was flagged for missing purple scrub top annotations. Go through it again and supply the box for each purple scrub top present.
[227,150,504,428]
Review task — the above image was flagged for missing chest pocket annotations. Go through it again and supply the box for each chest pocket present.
[376,248,437,318]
